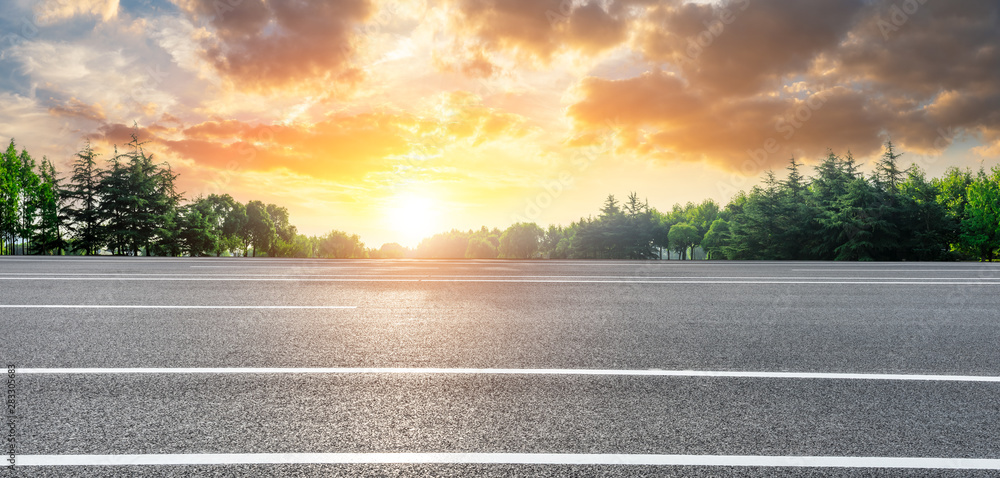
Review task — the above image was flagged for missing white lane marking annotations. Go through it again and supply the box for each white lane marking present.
[16,368,1000,382]
[0,305,355,309]
[2,277,1000,284]
[794,269,1000,272]
[3,273,999,280]
[15,453,1000,468]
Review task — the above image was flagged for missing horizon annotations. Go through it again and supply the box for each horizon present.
[2,0,999,248]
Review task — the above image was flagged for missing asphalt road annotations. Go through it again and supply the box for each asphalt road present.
[2,257,1000,476]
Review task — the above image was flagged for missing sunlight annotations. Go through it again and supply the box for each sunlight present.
[385,192,442,248]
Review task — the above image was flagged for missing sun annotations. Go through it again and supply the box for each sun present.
[386,193,442,248]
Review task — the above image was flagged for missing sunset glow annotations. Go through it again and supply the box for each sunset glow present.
[385,193,441,247]
[1,0,998,247]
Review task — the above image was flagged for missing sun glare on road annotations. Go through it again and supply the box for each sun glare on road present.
[386,193,442,247]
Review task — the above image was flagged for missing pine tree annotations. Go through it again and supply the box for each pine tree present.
[874,140,906,193]
[821,178,891,261]
[63,141,104,255]
[98,127,183,255]
[896,167,953,260]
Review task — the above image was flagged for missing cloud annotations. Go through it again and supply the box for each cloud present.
[827,1,1000,156]
[561,2,629,56]
[638,0,864,95]
[5,40,176,122]
[88,122,159,147]
[441,0,629,70]
[165,115,410,180]
[568,71,887,170]
[434,91,534,145]
[48,97,106,122]
[78,90,533,185]
[564,0,1000,171]
[174,0,375,93]
[34,0,119,24]
[0,92,89,168]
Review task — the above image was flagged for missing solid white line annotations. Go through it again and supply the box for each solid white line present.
[14,453,1000,468]
[2,277,1000,284]
[0,305,355,309]
[3,273,999,280]
[16,367,1000,382]
[794,269,1000,272]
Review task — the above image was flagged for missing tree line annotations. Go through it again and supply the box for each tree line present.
[0,133,376,257]
[410,141,1000,262]
[411,193,718,260]
[712,143,999,261]
[2,135,998,260]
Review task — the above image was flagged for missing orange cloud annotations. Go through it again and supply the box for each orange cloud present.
[166,115,411,180]
[568,71,887,171]
[565,1,1000,167]
[83,92,534,184]
[437,91,533,144]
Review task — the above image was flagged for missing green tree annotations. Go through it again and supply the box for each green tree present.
[98,131,181,255]
[499,222,543,259]
[809,151,860,259]
[178,200,220,257]
[465,235,498,258]
[375,242,407,258]
[896,167,954,260]
[821,178,892,261]
[315,230,365,258]
[416,230,471,258]
[243,200,275,257]
[701,218,730,260]
[465,226,500,258]
[30,157,66,255]
[213,195,247,256]
[933,167,974,256]
[600,194,620,216]
[62,141,104,255]
[650,210,672,259]
[776,158,815,259]
[540,224,565,259]
[725,173,783,259]
[0,140,22,254]
[265,203,297,257]
[287,234,315,258]
[668,222,699,260]
[16,147,40,254]
[874,140,907,193]
[960,167,1000,261]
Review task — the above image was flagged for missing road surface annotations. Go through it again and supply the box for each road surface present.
[2,257,1000,476]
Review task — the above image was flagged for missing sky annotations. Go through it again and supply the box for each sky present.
[1,0,998,248]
